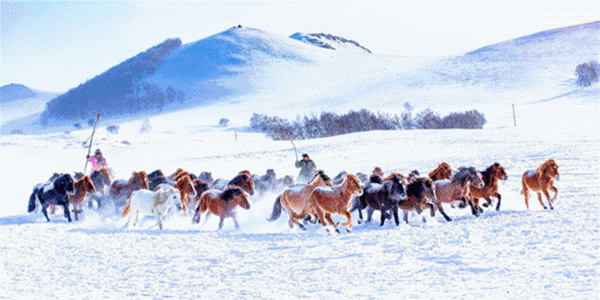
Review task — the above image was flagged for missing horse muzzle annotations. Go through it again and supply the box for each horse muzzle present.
[555,175,560,181]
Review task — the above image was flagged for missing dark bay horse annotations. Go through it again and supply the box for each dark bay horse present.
[28,174,76,222]
[470,163,508,212]
[398,177,437,224]
[356,175,407,226]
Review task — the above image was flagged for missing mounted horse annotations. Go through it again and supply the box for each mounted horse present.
[398,177,437,224]
[521,158,559,209]
[28,174,76,222]
[108,171,149,208]
[121,186,183,230]
[309,173,363,233]
[192,187,250,230]
[470,163,508,212]
[434,167,484,221]
[267,170,332,230]
[356,174,407,226]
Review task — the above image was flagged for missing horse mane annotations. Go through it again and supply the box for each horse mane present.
[538,159,558,179]
[221,187,244,201]
[309,170,331,184]
[369,174,383,184]
[406,177,431,196]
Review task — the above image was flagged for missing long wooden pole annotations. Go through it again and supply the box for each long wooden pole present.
[288,135,298,161]
[84,114,100,173]
[512,104,517,127]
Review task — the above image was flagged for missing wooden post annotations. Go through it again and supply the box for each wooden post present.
[235,129,237,141]
[512,104,517,127]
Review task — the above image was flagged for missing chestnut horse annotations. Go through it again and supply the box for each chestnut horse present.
[434,167,484,221]
[521,158,560,210]
[309,173,363,233]
[470,163,508,212]
[69,175,96,221]
[108,171,149,207]
[429,162,453,181]
[154,175,197,215]
[398,177,437,223]
[192,187,250,230]
[268,170,333,230]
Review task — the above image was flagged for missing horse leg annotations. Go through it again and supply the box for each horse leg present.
[156,213,163,230]
[380,209,386,226]
[357,206,364,224]
[218,216,225,230]
[495,193,502,211]
[63,201,72,222]
[233,214,240,229]
[402,210,409,224]
[391,207,400,226]
[437,203,452,222]
[549,186,559,203]
[536,192,548,209]
[41,203,51,222]
[429,204,436,217]
[339,210,353,232]
[366,208,374,223]
[324,213,340,233]
[543,190,554,210]
[467,198,480,217]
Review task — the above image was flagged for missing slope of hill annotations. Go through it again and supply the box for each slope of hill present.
[0,83,37,103]
[290,32,372,53]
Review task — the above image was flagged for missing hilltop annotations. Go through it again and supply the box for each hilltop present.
[0,83,37,103]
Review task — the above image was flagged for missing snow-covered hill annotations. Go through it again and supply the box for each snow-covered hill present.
[0,22,599,298]
[290,32,372,53]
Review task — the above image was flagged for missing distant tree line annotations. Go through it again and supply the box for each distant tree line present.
[576,60,599,87]
[250,106,486,140]
[40,38,183,125]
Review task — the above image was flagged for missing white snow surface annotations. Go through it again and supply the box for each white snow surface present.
[1,24,599,299]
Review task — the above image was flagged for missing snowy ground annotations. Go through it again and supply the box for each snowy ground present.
[1,25,599,299]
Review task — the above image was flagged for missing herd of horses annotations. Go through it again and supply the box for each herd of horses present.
[27,158,560,233]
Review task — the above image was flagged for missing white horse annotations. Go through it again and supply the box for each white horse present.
[121,187,183,230]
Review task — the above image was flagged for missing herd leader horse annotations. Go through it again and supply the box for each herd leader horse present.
[309,173,363,233]
[521,158,560,210]
[28,174,76,222]
[268,170,333,230]
[470,163,508,212]
[192,187,250,229]
[434,167,484,221]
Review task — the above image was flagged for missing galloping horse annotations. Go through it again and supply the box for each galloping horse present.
[69,175,96,221]
[192,187,250,230]
[87,168,112,208]
[429,162,453,181]
[434,167,484,221]
[309,173,363,233]
[154,175,197,214]
[398,177,437,224]
[108,171,149,207]
[268,170,332,230]
[28,174,76,222]
[187,179,210,214]
[148,169,168,190]
[470,163,508,212]
[121,187,183,230]
[521,159,559,210]
[356,174,407,226]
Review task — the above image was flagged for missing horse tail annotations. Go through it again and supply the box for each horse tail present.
[28,188,39,213]
[121,202,131,217]
[267,195,283,221]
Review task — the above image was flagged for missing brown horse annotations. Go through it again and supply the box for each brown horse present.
[398,177,437,223]
[192,187,250,229]
[90,168,112,193]
[168,168,192,183]
[309,173,363,233]
[434,167,484,221]
[521,158,560,210]
[429,162,453,181]
[383,172,409,185]
[470,163,508,212]
[154,175,197,215]
[70,176,96,221]
[268,170,333,230]
[108,171,149,207]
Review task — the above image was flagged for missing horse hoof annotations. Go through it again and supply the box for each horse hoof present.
[335,228,340,234]
[346,228,351,233]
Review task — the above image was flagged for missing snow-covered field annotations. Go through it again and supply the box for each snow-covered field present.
[1,24,599,298]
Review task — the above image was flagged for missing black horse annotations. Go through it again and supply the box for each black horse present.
[356,175,407,226]
[148,169,168,191]
[28,173,75,222]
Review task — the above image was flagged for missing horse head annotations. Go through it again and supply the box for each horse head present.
[539,159,560,181]
[56,174,76,196]
[429,162,453,181]
[309,170,333,187]
[80,176,96,193]
[229,173,255,196]
[408,177,436,205]
[344,174,363,197]
[132,171,149,190]
[176,175,197,198]
[386,175,407,201]
[490,163,508,181]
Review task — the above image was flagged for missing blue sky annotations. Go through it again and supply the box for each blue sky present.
[1,2,599,93]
